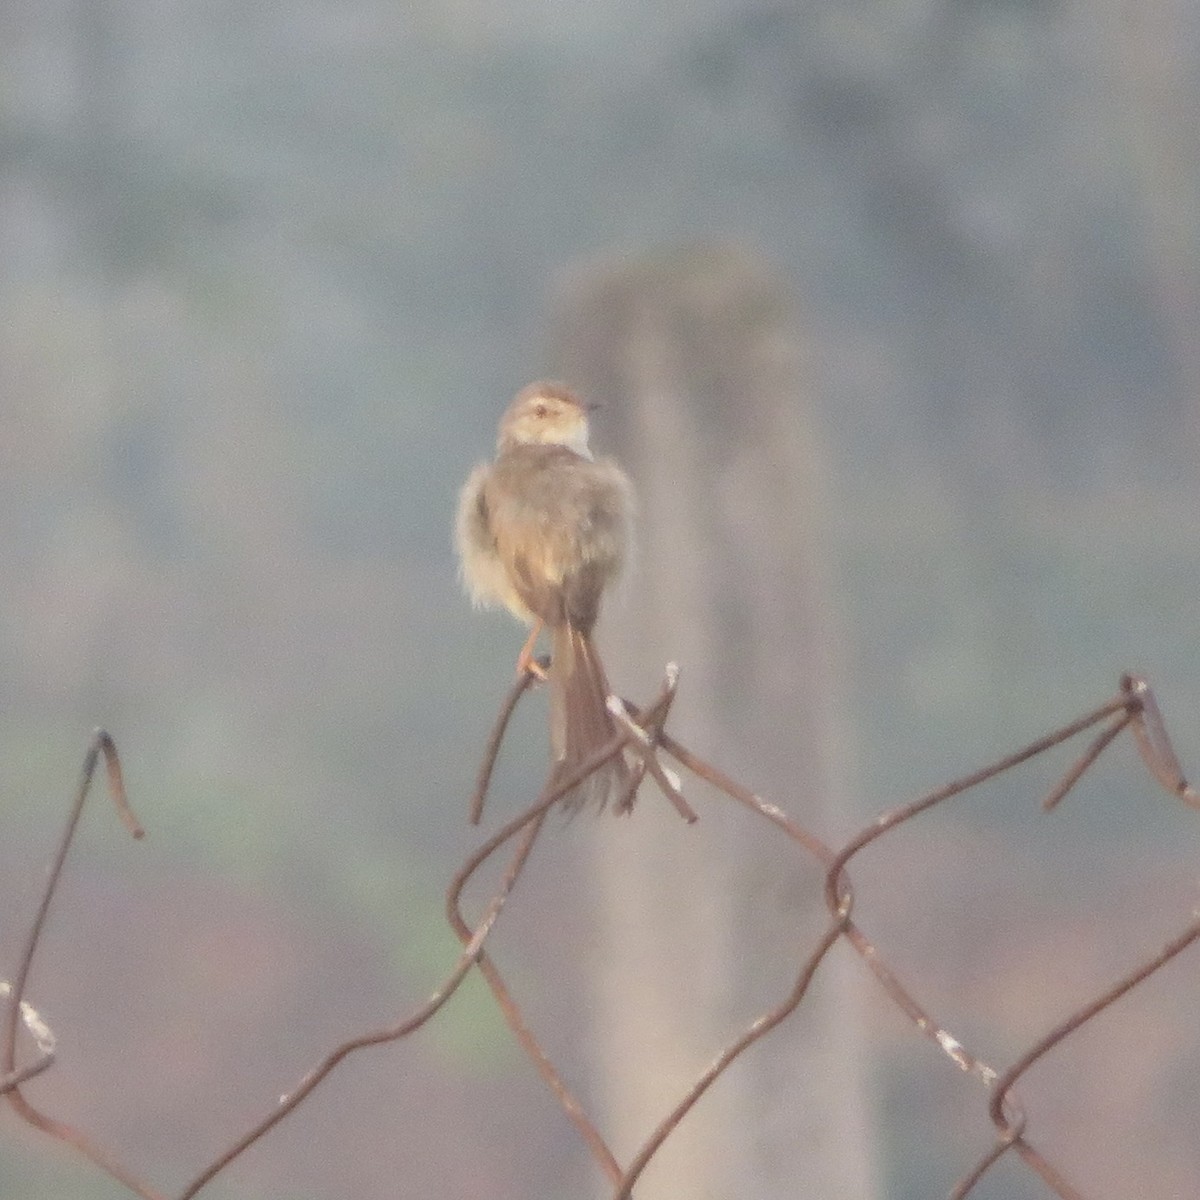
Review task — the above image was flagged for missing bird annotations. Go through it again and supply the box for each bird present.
[455,381,635,810]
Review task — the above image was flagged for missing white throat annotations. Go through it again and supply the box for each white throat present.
[563,425,593,460]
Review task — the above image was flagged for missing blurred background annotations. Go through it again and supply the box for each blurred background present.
[2,1,1200,1197]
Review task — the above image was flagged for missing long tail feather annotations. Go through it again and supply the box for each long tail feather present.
[549,624,631,811]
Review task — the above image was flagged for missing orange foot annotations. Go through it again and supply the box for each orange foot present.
[515,620,549,681]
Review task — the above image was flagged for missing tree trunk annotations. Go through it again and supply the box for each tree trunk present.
[553,244,879,1199]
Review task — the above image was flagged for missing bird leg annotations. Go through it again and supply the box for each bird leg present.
[515,620,549,681]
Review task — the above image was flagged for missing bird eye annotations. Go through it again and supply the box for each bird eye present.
[534,403,548,418]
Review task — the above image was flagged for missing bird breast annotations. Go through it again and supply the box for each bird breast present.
[483,444,632,631]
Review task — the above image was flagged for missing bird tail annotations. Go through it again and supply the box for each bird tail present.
[549,624,631,812]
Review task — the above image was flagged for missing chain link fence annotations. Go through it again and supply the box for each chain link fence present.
[3,672,1197,1199]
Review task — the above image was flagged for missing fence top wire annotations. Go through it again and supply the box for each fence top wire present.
[3,673,1198,1199]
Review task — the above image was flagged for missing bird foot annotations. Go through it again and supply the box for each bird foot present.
[516,647,550,682]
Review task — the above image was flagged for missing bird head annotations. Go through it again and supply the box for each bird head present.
[497,382,594,459]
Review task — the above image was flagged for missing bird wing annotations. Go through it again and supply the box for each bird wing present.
[454,461,532,619]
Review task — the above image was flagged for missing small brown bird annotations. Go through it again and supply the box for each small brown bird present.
[456,381,635,810]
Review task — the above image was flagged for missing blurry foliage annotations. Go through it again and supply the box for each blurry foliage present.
[0,0,1194,884]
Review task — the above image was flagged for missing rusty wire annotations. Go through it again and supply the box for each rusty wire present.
[1,729,161,1200]
[0,984,55,1095]
[3,674,1199,1198]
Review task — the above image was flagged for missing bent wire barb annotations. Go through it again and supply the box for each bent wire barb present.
[0,983,55,1094]
[2,731,163,1200]
[1120,673,1200,807]
[6,675,1200,1200]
